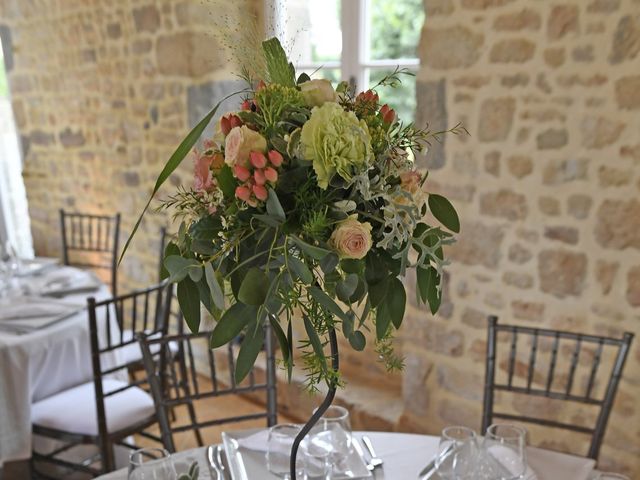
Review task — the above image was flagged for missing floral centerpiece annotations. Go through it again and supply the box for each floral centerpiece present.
[122,37,462,478]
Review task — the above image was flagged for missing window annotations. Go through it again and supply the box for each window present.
[0,36,33,258]
[279,0,424,121]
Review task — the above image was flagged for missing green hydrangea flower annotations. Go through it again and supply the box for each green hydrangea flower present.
[300,103,373,189]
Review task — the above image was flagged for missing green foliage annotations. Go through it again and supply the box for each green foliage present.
[262,38,296,87]
[178,461,200,480]
[178,277,201,333]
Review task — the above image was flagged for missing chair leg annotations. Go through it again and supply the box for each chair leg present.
[185,398,204,447]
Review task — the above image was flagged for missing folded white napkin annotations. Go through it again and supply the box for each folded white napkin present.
[38,269,101,296]
[485,445,538,480]
[238,429,271,452]
[0,297,84,322]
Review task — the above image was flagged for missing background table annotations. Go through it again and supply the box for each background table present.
[97,431,600,479]
[0,265,113,465]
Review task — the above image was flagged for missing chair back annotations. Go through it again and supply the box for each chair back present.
[87,281,173,462]
[482,316,633,460]
[60,209,121,296]
[138,324,278,452]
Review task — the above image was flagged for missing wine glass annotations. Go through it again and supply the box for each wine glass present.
[435,426,477,480]
[482,424,527,480]
[266,424,306,479]
[308,406,352,475]
[128,447,176,480]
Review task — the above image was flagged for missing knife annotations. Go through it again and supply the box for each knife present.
[418,444,453,479]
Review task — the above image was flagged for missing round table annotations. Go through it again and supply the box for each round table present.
[97,430,599,479]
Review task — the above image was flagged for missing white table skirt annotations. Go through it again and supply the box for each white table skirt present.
[97,431,599,480]
[0,266,115,465]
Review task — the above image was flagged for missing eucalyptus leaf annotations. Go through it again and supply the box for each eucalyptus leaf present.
[286,319,293,380]
[349,330,366,351]
[266,188,286,221]
[308,286,348,321]
[320,253,339,274]
[386,277,406,329]
[336,273,358,303]
[210,303,256,348]
[160,242,180,280]
[341,259,363,274]
[428,194,460,233]
[254,214,282,228]
[205,263,225,310]
[235,319,264,383]
[238,268,270,305]
[269,316,290,366]
[177,277,201,333]
[165,255,201,283]
[342,311,355,339]
[368,276,389,308]
[288,256,313,284]
[217,165,236,199]
[303,315,327,372]
[290,236,331,260]
[376,301,391,341]
[196,276,214,315]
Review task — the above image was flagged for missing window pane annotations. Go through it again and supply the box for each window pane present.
[284,0,342,66]
[367,0,424,61]
[299,68,341,84]
[369,68,417,122]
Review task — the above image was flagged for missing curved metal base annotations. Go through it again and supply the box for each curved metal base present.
[290,327,339,479]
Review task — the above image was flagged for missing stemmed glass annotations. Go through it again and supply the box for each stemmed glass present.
[307,406,352,476]
[128,447,177,480]
[481,424,527,480]
[435,426,477,480]
[267,424,307,479]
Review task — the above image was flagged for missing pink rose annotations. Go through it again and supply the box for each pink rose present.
[329,215,373,259]
[194,151,213,192]
[224,126,267,168]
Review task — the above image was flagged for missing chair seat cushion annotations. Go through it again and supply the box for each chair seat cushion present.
[32,379,155,436]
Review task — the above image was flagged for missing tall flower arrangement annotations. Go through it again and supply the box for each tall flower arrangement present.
[122,38,463,391]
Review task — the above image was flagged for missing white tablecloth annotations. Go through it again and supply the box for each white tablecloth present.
[0,265,114,465]
[97,431,599,479]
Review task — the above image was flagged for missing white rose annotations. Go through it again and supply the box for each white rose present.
[300,79,338,107]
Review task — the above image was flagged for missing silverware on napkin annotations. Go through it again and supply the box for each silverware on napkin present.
[207,445,230,480]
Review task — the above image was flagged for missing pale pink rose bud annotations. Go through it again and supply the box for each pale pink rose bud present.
[233,165,251,182]
[241,100,251,111]
[250,151,267,169]
[268,150,284,167]
[380,104,390,116]
[220,116,231,136]
[235,186,251,202]
[264,167,278,183]
[328,215,373,260]
[254,168,266,186]
[253,184,268,201]
[224,126,267,168]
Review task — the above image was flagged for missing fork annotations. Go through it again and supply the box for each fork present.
[361,436,384,470]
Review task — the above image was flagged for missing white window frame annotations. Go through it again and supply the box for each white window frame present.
[288,0,421,92]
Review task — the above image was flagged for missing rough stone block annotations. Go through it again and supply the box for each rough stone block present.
[508,244,532,264]
[537,128,568,150]
[548,5,579,40]
[157,32,223,77]
[511,300,545,321]
[539,249,588,297]
[494,9,541,31]
[490,39,535,63]
[567,194,593,219]
[544,226,578,245]
[421,26,483,69]
[449,221,504,268]
[133,5,160,33]
[436,364,483,401]
[480,189,528,221]
[615,76,640,110]
[627,266,640,306]
[596,260,619,295]
[609,15,640,64]
[595,199,640,250]
[415,79,446,169]
[581,116,625,149]
[478,98,515,142]
[542,158,589,185]
[539,197,560,216]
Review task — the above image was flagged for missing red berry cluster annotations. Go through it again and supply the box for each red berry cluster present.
[233,150,283,207]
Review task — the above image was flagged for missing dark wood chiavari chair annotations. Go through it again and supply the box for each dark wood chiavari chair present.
[31,282,172,477]
[137,324,278,453]
[59,209,121,297]
[482,315,634,460]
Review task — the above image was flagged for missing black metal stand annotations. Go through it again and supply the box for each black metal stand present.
[290,327,339,479]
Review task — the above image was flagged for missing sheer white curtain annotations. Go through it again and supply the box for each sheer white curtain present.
[0,97,33,258]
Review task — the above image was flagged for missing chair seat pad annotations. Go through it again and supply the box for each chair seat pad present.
[32,379,155,436]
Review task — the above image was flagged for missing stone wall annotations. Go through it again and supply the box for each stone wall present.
[0,0,259,290]
[408,0,640,474]
[2,0,639,475]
